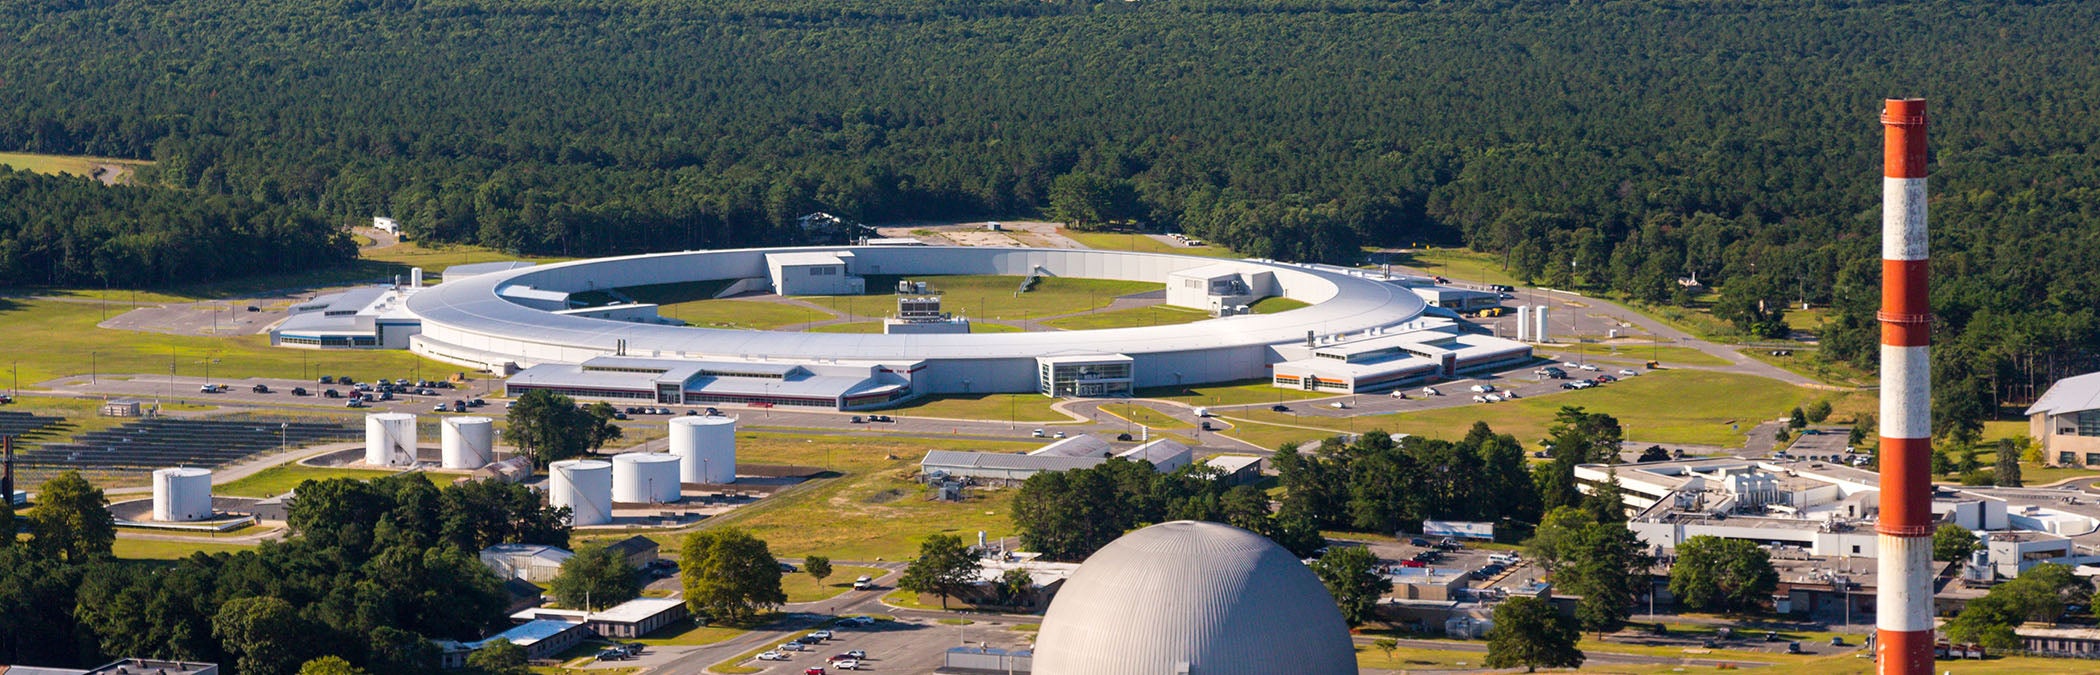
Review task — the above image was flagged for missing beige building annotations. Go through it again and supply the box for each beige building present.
[2029,372,2100,467]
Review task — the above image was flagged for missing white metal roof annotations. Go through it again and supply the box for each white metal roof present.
[920,450,1104,473]
[1033,521,1356,674]
[2028,371,2100,416]
[1030,435,1115,458]
[404,246,1428,364]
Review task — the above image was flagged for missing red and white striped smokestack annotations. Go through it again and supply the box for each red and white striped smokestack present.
[1876,98,1932,675]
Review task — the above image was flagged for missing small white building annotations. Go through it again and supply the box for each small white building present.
[510,597,690,639]
[1117,439,1193,473]
[1164,264,1277,314]
[766,251,864,296]
[480,544,574,583]
[2030,372,2100,467]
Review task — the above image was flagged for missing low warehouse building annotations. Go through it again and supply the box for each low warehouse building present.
[511,597,690,639]
[1271,322,1531,394]
[480,544,573,583]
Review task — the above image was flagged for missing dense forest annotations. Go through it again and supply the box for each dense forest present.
[1,0,2096,415]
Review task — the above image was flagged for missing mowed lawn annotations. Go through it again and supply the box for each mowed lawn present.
[1543,343,1731,367]
[780,565,886,603]
[0,151,149,179]
[1134,378,1337,408]
[0,297,443,389]
[886,393,1069,422]
[798,275,1160,321]
[1388,247,1526,287]
[216,464,438,498]
[697,434,1040,561]
[1235,370,1813,449]
[1100,403,1191,429]
[658,298,835,330]
[1062,229,1242,259]
[112,537,257,560]
[1043,304,1209,330]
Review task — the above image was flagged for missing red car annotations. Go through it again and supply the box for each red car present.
[804,668,827,675]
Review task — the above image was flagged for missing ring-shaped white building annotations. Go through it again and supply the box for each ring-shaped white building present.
[402,246,1525,410]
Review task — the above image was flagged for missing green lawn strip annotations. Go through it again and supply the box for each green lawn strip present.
[1296,370,1814,449]
[1739,348,1874,388]
[0,151,149,177]
[1061,229,1243,259]
[885,393,1069,422]
[1353,644,1491,671]
[781,565,887,603]
[0,297,455,389]
[1544,343,1730,367]
[111,537,257,560]
[216,465,438,498]
[796,274,1162,321]
[1216,418,1336,452]
[1132,378,1336,407]
[1098,402,1191,429]
[658,298,835,330]
[1041,304,1209,330]
[1388,248,1525,287]
[631,617,746,647]
[1248,296,1310,313]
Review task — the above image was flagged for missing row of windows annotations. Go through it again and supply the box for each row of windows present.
[2078,411,2100,437]
[2057,452,2100,466]
[278,335,377,346]
[807,266,840,276]
[507,385,653,400]
[684,393,835,408]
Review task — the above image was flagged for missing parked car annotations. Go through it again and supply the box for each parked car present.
[452,400,468,412]
[803,668,827,675]
[1053,431,1068,438]
[1468,384,1495,393]
[757,651,790,661]
[840,616,876,626]
[705,407,722,416]
[850,416,864,424]
[1618,369,1639,376]
[251,384,271,393]
[1031,428,1046,438]
[319,375,335,384]
[345,400,366,408]
[1560,382,1581,390]
[1472,395,1492,403]
[1329,401,1349,409]
[596,649,629,661]
[1420,387,1441,396]
[1596,374,1617,383]
[291,387,308,396]
[1270,404,1290,412]
[833,660,862,670]
[810,630,833,640]
[1398,559,1426,568]
[778,642,807,652]
[433,404,449,412]
[1408,537,1431,547]
[852,576,874,590]
[1483,394,1504,403]
[843,650,867,659]
[1579,364,1599,371]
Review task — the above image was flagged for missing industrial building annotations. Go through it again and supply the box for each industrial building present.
[479,544,574,583]
[1576,457,2100,579]
[2029,371,2100,467]
[1029,521,1356,675]
[920,435,1193,483]
[271,284,423,349]
[510,597,690,639]
[400,246,1458,401]
[467,619,590,661]
[505,356,918,410]
[1270,320,1532,394]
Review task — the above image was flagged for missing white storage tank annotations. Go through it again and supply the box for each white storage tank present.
[549,459,613,526]
[441,416,495,469]
[365,413,418,467]
[613,452,683,504]
[152,467,213,522]
[670,416,737,484]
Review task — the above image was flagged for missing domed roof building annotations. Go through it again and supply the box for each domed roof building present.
[1032,520,1357,675]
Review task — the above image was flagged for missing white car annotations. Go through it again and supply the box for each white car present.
[757,651,790,661]
[1472,395,1493,403]
[1483,394,1504,403]
[1563,361,1582,368]
[834,660,863,670]
[1468,384,1495,393]
[841,616,876,625]
[1578,364,1599,371]
[1389,390,1408,398]
[1618,369,1639,376]
[779,643,807,652]
[1503,391,1520,399]
[1329,401,1349,409]
[1420,387,1441,396]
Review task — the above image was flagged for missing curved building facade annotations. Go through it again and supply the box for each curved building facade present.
[1032,520,1357,675]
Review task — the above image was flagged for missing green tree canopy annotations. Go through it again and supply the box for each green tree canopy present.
[26,471,114,563]
[680,528,785,625]
[1311,545,1391,627]
[1668,536,1778,613]
[898,533,980,610]
[212,596,314,675]
[298,656,369,675]
[464,638,529,675]
[803,555,832,585]
[1487,595,1584,672]
[1934,524,1980,563]
[505,389,596,467]
[550,544,641,611]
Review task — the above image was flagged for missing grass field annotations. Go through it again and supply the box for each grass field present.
[631,617,746,647]
[658,298,836,330]
[1133,378,1336,407]
[1544,343,1731,367]
[798,275,1161,322]
[1215,418,1333,451]
[112,537,257,560]
[1062,229,1242,259]
[885,393,1069,422]
[1100,402,1191,429]
[1248,296,1311,313]
[1232,370,1812,449]
[0,151,150,181]
[1742,347,1875,388]
[1042,304,1209,330]
[694,433,1039,561]
[215,464,438,498]
[0,297,450,389]
[1387,248,1526,287]
[781,565,886,603]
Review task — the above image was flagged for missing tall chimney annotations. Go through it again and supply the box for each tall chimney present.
[1876,98,1932,675]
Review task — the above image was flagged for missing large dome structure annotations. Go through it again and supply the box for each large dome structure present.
[1032,520,1357,675]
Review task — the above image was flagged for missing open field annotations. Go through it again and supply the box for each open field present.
[214,464,437,498]
[1248,296,1311,313]
[1742,347,1874,388]
[1062,229,1242,259]
[112,537,258,560]
[693,433,1039,561]
[885,393,1069,422]
[1386,248,1525,287]
[781,564,886,603]
[1099,403,1191,429]
[0,151,150,181]
[1042,304,1209,330]
[1133,378,1336,407]
[657,298,835,330]
[797,275,1160,321]
[631,617,746,647]
[1544,343,1730,367]
[1232,370,1813,449]
[0,297,450,388]
[1216,419,1333,451]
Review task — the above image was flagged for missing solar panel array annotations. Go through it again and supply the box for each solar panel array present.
[21,418,357,473]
